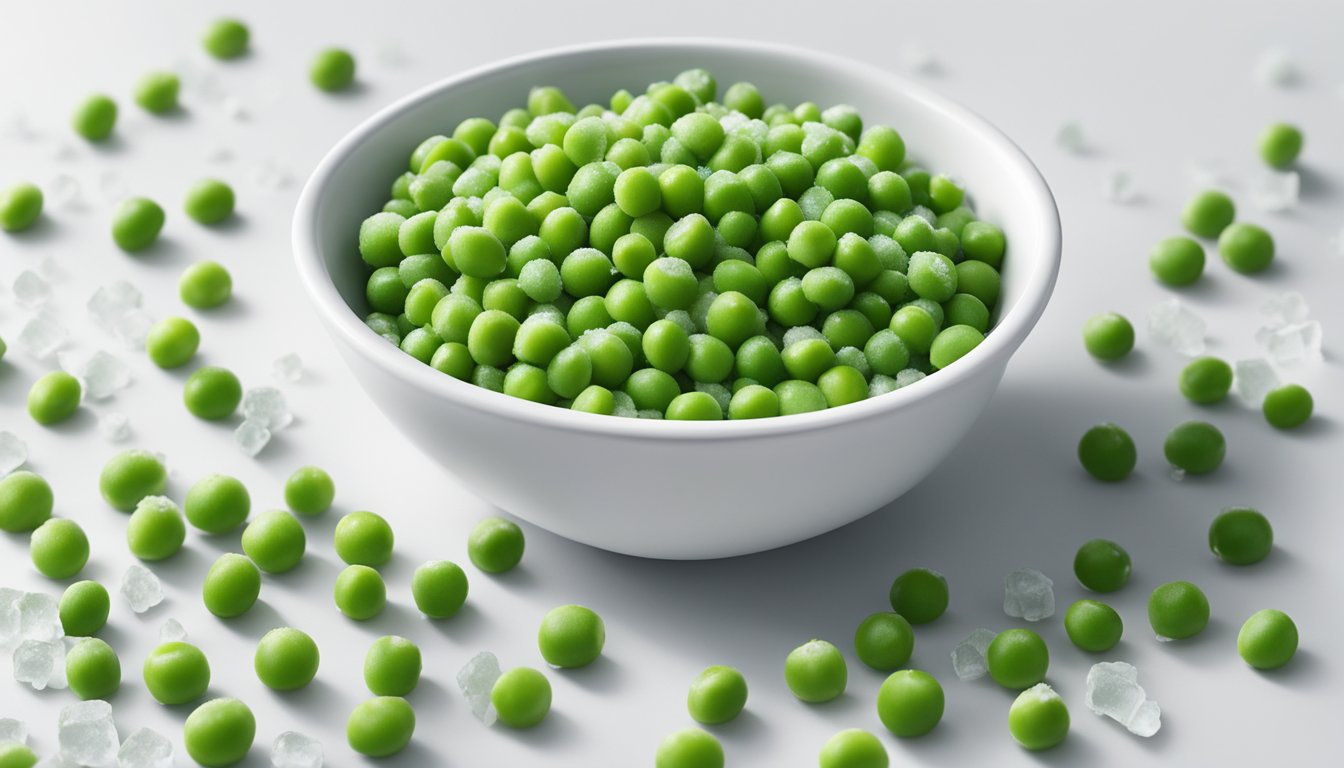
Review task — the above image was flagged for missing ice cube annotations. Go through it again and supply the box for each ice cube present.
[50,140,80,163]
[376,42,411,68]
[49,174,82,209]
[242,387,293,431]
[87,282,143,326]
[273,354,304,383]
[82,351,132,400]
[0,113,42,142]
[98,171,129,205]
[1147,298,1206,357]
[1169,467,1186,483]
[271,731,323,768]
[220,95,248,122]
[1232,359,1280,406]
[1249,170,1300,213]
[1004,569,1055,621]
[158,618,187,644]
[58,700,119,767]
[18,592,62,642]
[1186,158,1238,192]
[39,255,67,283]
[234,421,272,458]
[868,374,898,397]
[1086,661,1161,737]
[35,754,80,768]
[1263,321,1323,366]
[17,313,69,360]
[252,159,293,190]
[1253,48,1298,87]
[894,369,926,389]
[457,651,503,725]
[206,145,234,164]
[0,717,27,745]
[694,383,731,414]
[117,728,173,768]
[120,564,164,613]
[113,310,154,350]
[99,412,131,443]
[13,639,64,690]
[0,432,27,476]
[900,46,941,75]
[950,628,997,681]
[1103,169,1139,204]
[1054,121,1086,154]
[783,326,825,348]
[14,270,52,309]
[0,588,23,645]
[1260,291,1310,327]
[612,391,638,418]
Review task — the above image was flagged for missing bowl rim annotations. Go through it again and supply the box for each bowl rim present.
[293,37,1061,442]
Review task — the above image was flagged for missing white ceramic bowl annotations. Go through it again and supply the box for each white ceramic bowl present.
[293,39,1060,559]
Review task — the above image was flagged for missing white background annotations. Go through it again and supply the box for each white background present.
[2,1,1341,765]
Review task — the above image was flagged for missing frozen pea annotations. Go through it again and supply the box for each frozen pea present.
[784,639,846,703]
[1063,599,1123,652]
[1258,123,1303,169]
[1179,356,1233,404]
[284,465,335,516]
[27,371,82,425]
[126,496,187,561]
[241,510,306,573]
[0,470,54,532]
[1148,581,1210,640]
[180,261,233,308]
[72,93,117,141]
[0,182,43,232]
[183,366,243,420]
[0,744,37,768]
[468,516,524,573]
[1263,383,1312,429]
[986,629,1049,689]
[202,553,261,618]
[1073,538,1131,592]
[819,728,888,768]
[364,635,422,696]
[184,698,255,767]
[202,18,249,59]
[411,560,469,618]
[929,324,983,369]
[875,669,943,738]
[1077,422,1136,481]
[1082,312,1134,360]
[1163,420,1225,475]
[254,627,320,691]
[334,564,386,620]
[311,48,356,92]
[134,71,180,114]
[334,510,393,567]
[111,197,166,251]
[655,728,724,768]
[145,316,201,368]
[687,665,748,725]
[347,696,416,757]
[30,518,89,579]
[1208,507,1272,565]
[143,640,211,705]
[1008,683,1069,750]
[853,612,915,671]
[887,568,948,624]
[1237,609,1298,670]
[60,580,110,636]
[65,638,121,700]
[1149,236,1205,286]
[491,667,552,728]
[185,473,250,533]
[537,604,605,669]
[1182,190,1235,239]
[100,450,167,512]
[1218,222,1274,274]
[184,178,235,225]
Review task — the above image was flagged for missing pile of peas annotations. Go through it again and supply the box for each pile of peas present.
[354,68,1007,420]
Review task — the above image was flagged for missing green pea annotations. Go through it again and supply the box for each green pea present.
[1082,312,1134,360]
[64,638,121,701]
[986,629,1049,689]
[72,94,118,142]
[30,518,89,579]
[1163,420,1225,475]
[1208,507,1272,565]
[251,627,320,691]
[184,698,255,767]
[728,383,780,418]
[184,178,235,225]
[1263,383,1312,429]
[1182,190,1235,239]
[1008,683,1070,750]
[347,696,415,756]
[202,18,250,59]
[537,604,605,669]
[888,305,937,355]
[202,553,261,618]
[1237,609,1298,670]
[284,465,335,516]
[666,391,723,420]
[0,470,54,532]
[875,669,943,738]
[27,371,82,425]
[1077,423,1137,481]
[491,667,552,728]
[183,366,243,420]
[1148,581,1210,640]
[411,560,468,618]
[887,568,948,624]
[1064,599,1123,652]
[1258,123,1303,169]
[655,728,724,768]
[364,635,422,696]
[310,48,356,92]
[687,665,748,725]
[145,316,201,368]
[1179,356,1233,404]
[1218,221,1275,274]
[1149,236,1205,286]
[334,564,386,620]
[334,510,393,567]
[134,71,180,114]
[1073,539,1131,592]
[819,728,888,768]
[241,510,306,573]
[60,580,110,636]
[143,640,211,705]
[854,612,915,671]
[784,639,846,703]
[99,450,167,512]
[185,473,250,533]
[0,744,37,768]
[0,182,43,232]
[126,496,187,561]
[929,324,984,369]
[180,261,233,308]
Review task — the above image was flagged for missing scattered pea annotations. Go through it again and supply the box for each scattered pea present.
[126,496,187,561]
[27,371,82,425]
[1008,683,1070,750]
[179,261,233,308]
[364,635,422,696]
[1163,420,1225,474]
[1258,123,1303,169]
[134,71,180,114]
[1064,599,1124,652]
[60,580,110,636]
[1237,609,1298,670]
[1208,507,1273,565]
[1181,190,1235,239]
[0,182,43,232]
[145,316,201,368]
[853,612,915,671]
[347,696,415,757]
[687,665,748,725]
[784,639,847,703]
[491,667,552,728]
[1148,581,1210,640]
[184,473,250,533]
[411,560,468,618]
[334,564,386,620]
[184,698,255,767]
[282,465,335,516]
[241,510,306,573]
[65,637,121,700]
[875,669,944,738]
[819,728,888,768]
[655,728,724,768]
[1218,222,1274,274]
[72,94,117,141]
[311,48,356,92]
[986,629,1049,689]
[468,516,525,573]
[1263,383,1312,429]
[202,553,262,618]
[1082,312,1134,360]
[143,640,211,705]
[183,366,243,420]
[887,567,948,624]
[334,510,394,567]
[202,18,250,59]
[1077,422,1137,481]
[184,178,236,225]
[111,196,166,251]
[1179,356,1232,404]
[1149,236,1205,286]
[254,627,320,691]
[1073,538,1131,592]
[0,470,54,532]
[30,518,89,579]
[538,604,606,668]
[0,744,37,768]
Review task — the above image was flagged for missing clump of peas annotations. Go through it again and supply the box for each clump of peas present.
[354,69,1007,420]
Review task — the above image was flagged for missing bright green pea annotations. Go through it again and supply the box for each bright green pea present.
[0,743,37,768]
[888,568,948,624]
[579,328,635,387]
[27,371,81,425]
[30,518,89,579]
[854,612,915,671]
[184,698,255,767]
[655,728,724,768]
[788,220,838,268]
[202,18,249,59]
[784,639,846,703]
[359,212,405,267]
[1163,420,1225,475]
[145,316,200,368]
[1073,539,1131,592]
[571,384,616,414]
[1259,123,1303,169]
[126,496,187,561]
[60,580,110,636]
[817,365,867,407]
[889,305,937,355]
[347,696,415,757]
[0,470,53,532]
[491,667,552,728]
[184,473,250,533]
[180,260,233,308]
[987,629,1049,689]
[254,627,319,691]
[538,604,605,669]
[1148,581,1210,640]
[99,450,167,512]
[1082,312,1134,360]
[65,638,121,700]
[202,553,261,618]
[875,669,943,738]
[687,665,748,725]
[241,510,306,573]
[819,728,888,768]
[1179,356,1233,404]
[664,391,721,420]
[1182,189,1235,238]
[1237,609,1298,670]
[364,635,422,696]
[929,324,984,369]
[184,178,235,225]
[954,260,1000,309]
[0,182,43,232]
[1263,383,1312,429]
[284,465,334,516]
[134,71,180,114]
[143,640,211,705]
[334,564,386,620]
[310,48,356,92]
[1219,221,1275,274]
[514,316,571,367]
[643,257,699,310]
[705,291,760,348]
[411,560,468,618]
[1209,507,1272,565]
[1008,683,1069,750]
[72,94,117,141]
[1064,599,1123,652]
[468,516,524,573]
[1078,422,1137,481]
[730,381,780,419]
[334,510,393,567]
[183,366,242,420]
[1149,236,1205,286]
